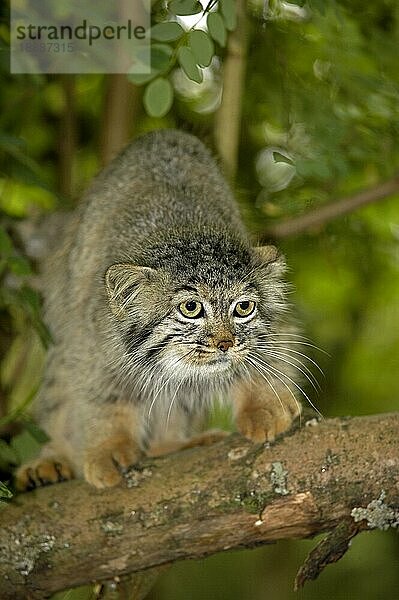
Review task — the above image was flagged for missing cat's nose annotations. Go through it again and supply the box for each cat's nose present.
[217,339,234,352]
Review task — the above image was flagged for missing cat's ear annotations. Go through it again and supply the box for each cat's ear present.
[105,263,155,319]
[252,245,286,277]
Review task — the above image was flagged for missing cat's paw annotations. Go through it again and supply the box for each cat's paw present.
[235,404,296,444]
[83,434,142,488]
[15,458,74,491]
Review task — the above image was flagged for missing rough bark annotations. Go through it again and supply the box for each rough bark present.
[0,413,398,599]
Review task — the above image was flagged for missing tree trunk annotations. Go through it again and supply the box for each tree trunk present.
[100,76,140,167]
[58,75,76,199]
[214,0,248,180]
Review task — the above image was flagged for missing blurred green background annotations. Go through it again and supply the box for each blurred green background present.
[0,0,398,599]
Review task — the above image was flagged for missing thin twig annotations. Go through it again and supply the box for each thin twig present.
[263,175,399,239]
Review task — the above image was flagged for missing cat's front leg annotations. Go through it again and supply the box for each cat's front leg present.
[233,376,301,443]
[83,403,143,488]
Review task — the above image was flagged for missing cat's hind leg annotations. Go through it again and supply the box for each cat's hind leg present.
[146,403,228,458]
[147,429,228,457]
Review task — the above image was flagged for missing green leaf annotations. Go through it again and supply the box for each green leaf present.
[23,420,50,444]
[151,44,173,71]
[143,77,174,117]
[273,151,295,166]
[18,285,53,348]
[169,0,202,16]
[0,226,13,256]
[151,22,184,42]
[178,46,203,83]
[19,285,41,312]
[0,384,39,429]
[220,0,237,31]
[0,136,52,193]
[129,44,172,85]
[34,319,53,348]
[128,71,158,85]
[0,440,19,466]
[189,30,214,67]
[207,12,227,47]
[0,481,13,504]
[8,255,33,276]
[11,430,42,464]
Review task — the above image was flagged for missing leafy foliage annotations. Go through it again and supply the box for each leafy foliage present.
[129,0,234,116]
[0,480,12,505]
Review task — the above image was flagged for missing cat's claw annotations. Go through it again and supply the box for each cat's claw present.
[15,458,74,491]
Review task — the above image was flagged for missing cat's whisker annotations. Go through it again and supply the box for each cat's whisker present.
[257,349,321,392]
[258,330,327,345]
[166,377,185,428]
[139,361,164,399]
[245,356,288,416]
[241,360,255,383]
[259,338,330,356]
[264,345,325,377]
[247,354,301,418]
[147,372,174,420]
[253,353,323,418]
[258,331,311,338]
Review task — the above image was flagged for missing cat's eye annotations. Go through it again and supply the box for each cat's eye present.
[179,300,204,319]
[234,300,256,318]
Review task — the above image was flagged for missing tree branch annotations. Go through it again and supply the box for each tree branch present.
[1,413,398,599]
[263,176,399,239]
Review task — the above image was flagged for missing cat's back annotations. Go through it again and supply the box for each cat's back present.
[84,129,243,238]
[44,130,247,329]
[65,130,245,273]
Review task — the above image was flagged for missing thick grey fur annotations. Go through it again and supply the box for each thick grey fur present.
[24,130,301,485]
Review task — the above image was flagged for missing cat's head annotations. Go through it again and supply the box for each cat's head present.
[104,231,289,398]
